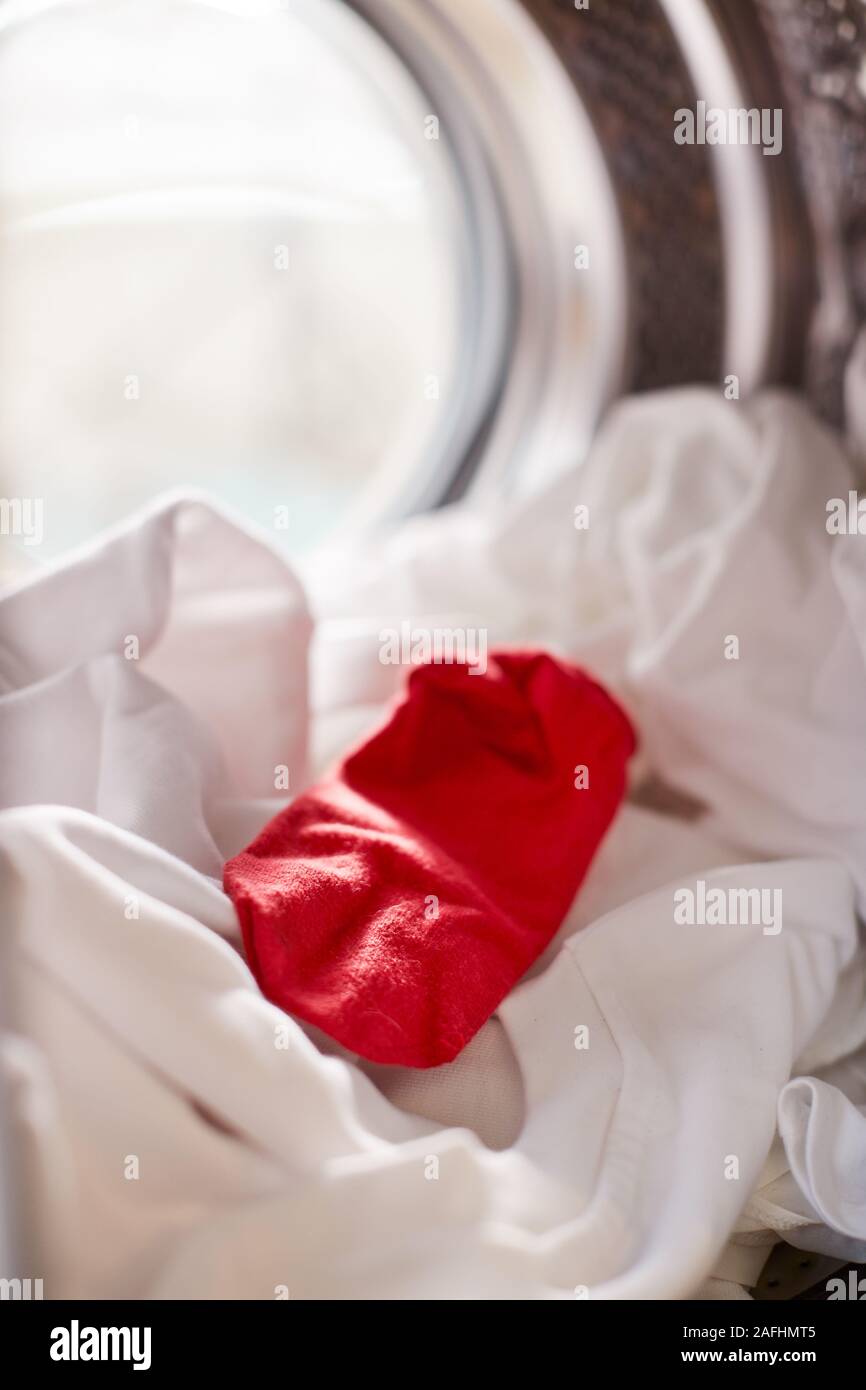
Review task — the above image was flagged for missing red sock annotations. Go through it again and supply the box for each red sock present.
[224,651,635,1067]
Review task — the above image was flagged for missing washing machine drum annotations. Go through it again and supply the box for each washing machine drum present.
[1,0,863,547]
[347,0,866,513]
[516,0,865,425]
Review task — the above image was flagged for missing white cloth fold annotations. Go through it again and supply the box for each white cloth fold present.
[778,1078,866,1239]
[304,389,866,916]
[0,493,311,871]
[2,389,865,1299]
[0,803,858,1298]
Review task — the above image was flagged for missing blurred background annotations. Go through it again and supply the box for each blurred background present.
[0,0,863,560]
[0,0,474,556]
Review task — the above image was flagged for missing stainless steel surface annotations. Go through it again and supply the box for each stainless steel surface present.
[353,0,628,504]
[753,0,866,423]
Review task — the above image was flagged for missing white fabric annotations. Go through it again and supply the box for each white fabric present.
[0,492,311,872]
[1,388,865,1300]
[0,804,857,1299]
[357,800,743,1151]
[778,1079,866,1238]
[305,388,866,917]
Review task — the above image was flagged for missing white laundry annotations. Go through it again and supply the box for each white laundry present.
[305,389,866,917]
[1,388,865,1299]
[0,803,858,1299]
[303,386,866,1280]
[778,1078,866,1239]
[0,493,311,873]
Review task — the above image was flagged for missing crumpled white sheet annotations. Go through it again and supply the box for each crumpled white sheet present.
[306,388,866,921]
[305,386,866,1276]
[1,387,865,1299]
[0,494,310,872]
